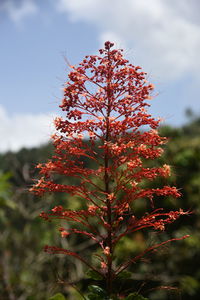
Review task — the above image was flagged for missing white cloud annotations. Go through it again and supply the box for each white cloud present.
[0,105,56,153]
[0,0,38,23]
[57,0,200,82]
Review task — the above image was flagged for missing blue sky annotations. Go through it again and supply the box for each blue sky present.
[0,0,200,152]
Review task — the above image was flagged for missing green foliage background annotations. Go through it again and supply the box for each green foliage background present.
[0,114,200,299]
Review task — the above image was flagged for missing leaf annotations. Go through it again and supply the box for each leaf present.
[116,270,132,280]
[125,293,149,300]
[0,197,16,209]
[49,293,66,300]
[86,269,103,280]
[87,285,108,299]
[88,285,106,296]
[87,294,103,300]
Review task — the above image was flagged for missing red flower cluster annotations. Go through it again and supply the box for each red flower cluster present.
[30,41,189,295]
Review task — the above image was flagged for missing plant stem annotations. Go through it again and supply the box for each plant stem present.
[105,144,112,295]
[104,47,113,296]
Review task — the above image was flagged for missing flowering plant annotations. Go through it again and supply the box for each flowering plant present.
[31,42,189,299]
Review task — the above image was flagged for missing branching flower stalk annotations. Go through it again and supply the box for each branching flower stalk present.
[30,41,189,298]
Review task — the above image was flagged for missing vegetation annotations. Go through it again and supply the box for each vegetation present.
[0,114,200,299]
[30,41,189,299]
[0,43,199,299]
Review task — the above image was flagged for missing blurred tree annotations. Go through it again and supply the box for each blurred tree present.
[0,145,98,299]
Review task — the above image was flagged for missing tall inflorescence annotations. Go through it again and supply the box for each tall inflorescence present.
[30,41,189,296]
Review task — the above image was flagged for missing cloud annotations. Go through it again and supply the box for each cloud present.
[0,105,56,153]
[57,0,200,82]
[0,0,38,23]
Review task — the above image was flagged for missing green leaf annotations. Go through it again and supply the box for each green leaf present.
[0,197,16,209]
[49,293,66,300]
[116,271,132,280]
[87,293,102,300]
[86,269,103,280]
[87,285,108,299]
[88,285,106,296]
[125,292,149,300]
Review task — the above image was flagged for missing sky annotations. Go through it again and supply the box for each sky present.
[0,0,200,152]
